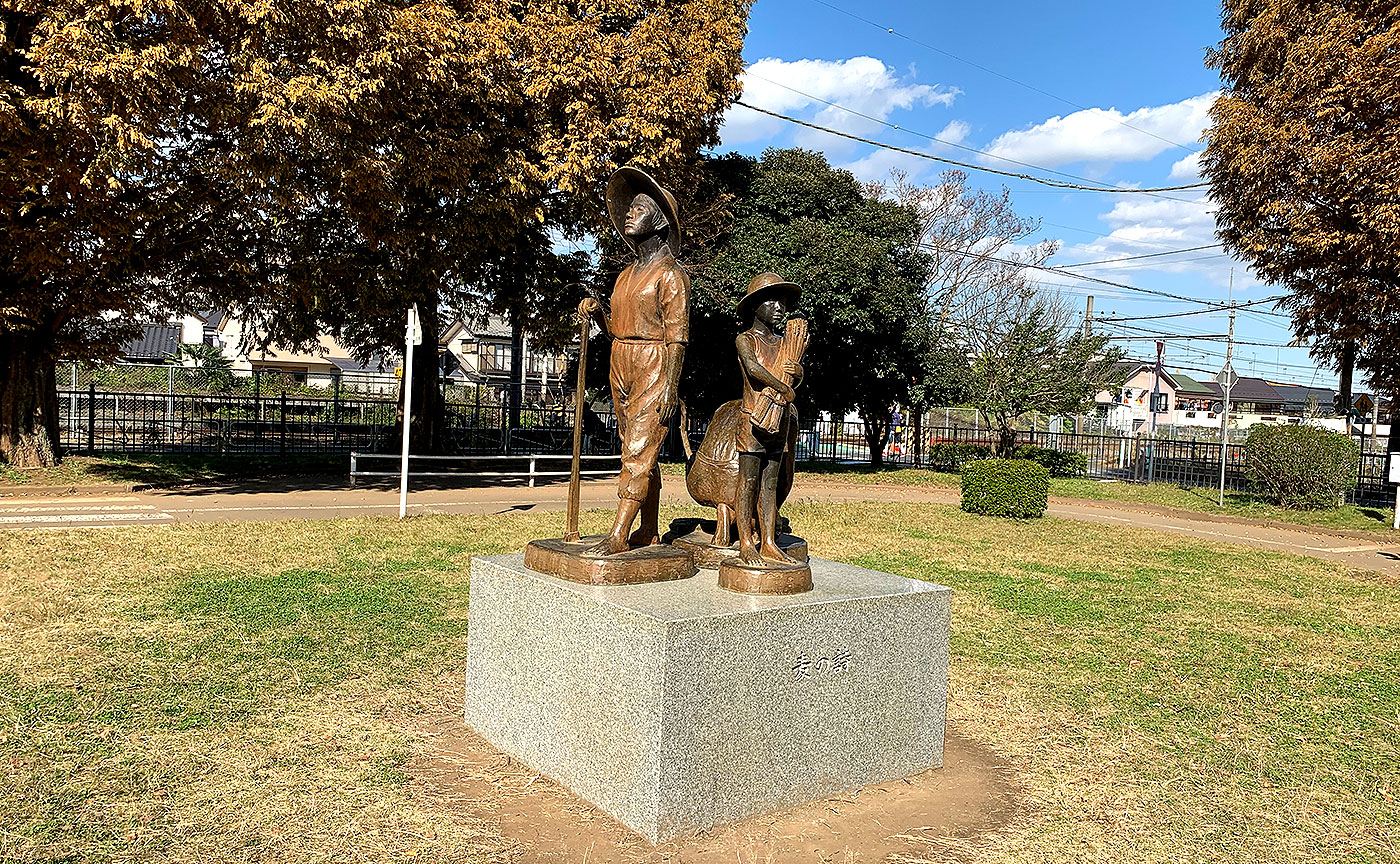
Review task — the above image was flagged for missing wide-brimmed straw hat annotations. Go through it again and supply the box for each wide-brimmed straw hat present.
[736,272,802,321]
[606,167,681,256]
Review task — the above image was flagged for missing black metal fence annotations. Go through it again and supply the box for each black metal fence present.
[57,391,1393,506]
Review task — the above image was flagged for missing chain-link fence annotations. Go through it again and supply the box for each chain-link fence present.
[55,363,1393,505]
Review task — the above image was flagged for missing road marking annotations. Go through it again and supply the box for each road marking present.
[0,496,140,506]
[0,512,173,525]
[0,504,159,514]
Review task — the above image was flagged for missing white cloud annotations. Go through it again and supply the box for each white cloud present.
[1169,151,1203,180]
[721,57,959,148]
[1053,193,1264,292]
[936,119,970,147]
[983,92,1218,168]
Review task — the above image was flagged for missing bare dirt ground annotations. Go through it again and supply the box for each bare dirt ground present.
[402,702,1019,864]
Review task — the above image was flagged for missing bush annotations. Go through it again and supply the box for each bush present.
[1010,444,1087,478]
[925,441,992,471]
[1244,424,1360,509]
[961,458,1050,518]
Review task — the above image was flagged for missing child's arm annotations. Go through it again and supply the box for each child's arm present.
[735,334,795,401]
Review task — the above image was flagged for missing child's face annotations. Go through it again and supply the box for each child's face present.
[756,298,787,329]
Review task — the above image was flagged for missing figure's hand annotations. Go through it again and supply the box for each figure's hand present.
[577,297,600,323]
[782,361,803,379]
[658,386,679,423]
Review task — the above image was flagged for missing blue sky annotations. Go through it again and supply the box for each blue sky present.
[715,0,1333,390]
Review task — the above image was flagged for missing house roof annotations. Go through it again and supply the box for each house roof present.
[121,323,182,361]
[1203,375,1282,403]
[1267,382,1336,407]
[329,354,391,374]
[1164,371,1214,397]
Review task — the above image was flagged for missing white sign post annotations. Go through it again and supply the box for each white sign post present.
[1390,455,1400,531]
[1215,362,1238,507]
[399,304,422,519]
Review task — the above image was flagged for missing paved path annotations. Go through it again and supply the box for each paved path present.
[3,479,1398,575]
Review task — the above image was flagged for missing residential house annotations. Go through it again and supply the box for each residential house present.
[440,314,571,388]
[119,323,183,363]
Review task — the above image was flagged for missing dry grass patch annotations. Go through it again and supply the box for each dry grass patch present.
[2,502,1397,863]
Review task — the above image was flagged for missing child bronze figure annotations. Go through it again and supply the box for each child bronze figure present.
[732,273,808,568]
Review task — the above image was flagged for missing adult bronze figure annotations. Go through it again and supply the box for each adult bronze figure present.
[577,167,689,557]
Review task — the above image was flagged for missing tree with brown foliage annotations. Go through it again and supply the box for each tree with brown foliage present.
[1,0,751,465]
[1202,0,1400,417]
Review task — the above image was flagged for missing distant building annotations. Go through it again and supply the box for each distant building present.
[441,314,570,387]
[1096,362,1341,434]
[118,323,182,362]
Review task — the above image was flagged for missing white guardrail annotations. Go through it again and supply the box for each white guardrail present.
[349,452,618,488]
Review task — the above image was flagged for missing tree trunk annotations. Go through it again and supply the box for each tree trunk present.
[1336,340,1355,417]
[996,415,1017,457]
[858,404,890,470]
[404,300,446,454]
[0,330,61,467]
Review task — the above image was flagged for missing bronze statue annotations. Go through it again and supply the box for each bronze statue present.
[674,273,812,594]
[524,167,695,585]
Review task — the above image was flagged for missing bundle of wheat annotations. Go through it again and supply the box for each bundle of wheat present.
[778,318,809,380]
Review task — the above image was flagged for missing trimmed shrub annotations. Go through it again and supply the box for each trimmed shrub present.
[1244,424,1360,509]
[1010,444,1088,478]
[961,458,1050,518]
[926,441,992,471]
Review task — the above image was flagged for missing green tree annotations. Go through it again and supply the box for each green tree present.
[960,286,1123,455]
[2,0,752,465]
[1202,1,1400,413]
[685,148,933,468]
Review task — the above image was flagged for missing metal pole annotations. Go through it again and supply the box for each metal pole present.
[87,383,95,453]
[1219,304,1235,507]
[566,312,590,542]
[1148,340,1163,483]
[399,304,419,519]
[1369,391,1379,453]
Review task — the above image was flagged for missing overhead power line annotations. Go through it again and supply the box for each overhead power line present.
[1106,296,1284,322]
[918,240,1280,308]
[744,73,1203,204]
[804,0,1200,153]
[735,102,1210,195]
[1061,244,1223,267]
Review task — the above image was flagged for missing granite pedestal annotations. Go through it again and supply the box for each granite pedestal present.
[463,554,951,843]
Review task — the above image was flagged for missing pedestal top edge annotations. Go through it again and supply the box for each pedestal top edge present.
[471,553,950,624]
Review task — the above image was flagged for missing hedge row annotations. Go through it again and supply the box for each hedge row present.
[1244,425,1359,510]
[924,442,1085,477]
[961,459,1050,519]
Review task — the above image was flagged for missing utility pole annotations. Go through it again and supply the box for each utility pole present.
[1218,302,1236,507]
[1083,295,1094,337]
[1148,339,1164,483]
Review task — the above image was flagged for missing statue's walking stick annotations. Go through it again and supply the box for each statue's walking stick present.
[565,311,590,542]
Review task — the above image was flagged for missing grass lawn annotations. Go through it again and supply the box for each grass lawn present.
[789,463,1399,534]
[2,502,1396,862]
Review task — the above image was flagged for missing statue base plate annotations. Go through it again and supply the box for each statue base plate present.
[665,519,808,570]
[717,557,814,595]
[524,537,695,585]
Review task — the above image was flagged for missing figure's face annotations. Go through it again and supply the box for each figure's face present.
[624,194,667,239]
[756,298,787,329]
